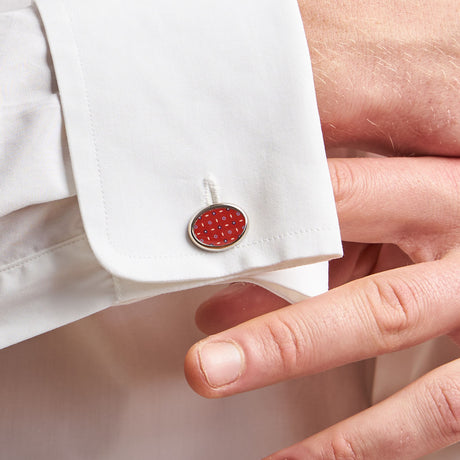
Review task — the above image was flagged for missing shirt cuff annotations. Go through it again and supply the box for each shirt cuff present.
[0,1,341,348]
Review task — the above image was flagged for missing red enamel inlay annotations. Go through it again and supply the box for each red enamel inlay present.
[190,205,247,249]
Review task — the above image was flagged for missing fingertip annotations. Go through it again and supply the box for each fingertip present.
[184,342,217,398]
[194,283,251,334]
[194,307,219,335]
[194,298,232,335]
[184,339,245,399]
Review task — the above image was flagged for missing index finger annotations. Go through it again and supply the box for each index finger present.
[184,256,459,398]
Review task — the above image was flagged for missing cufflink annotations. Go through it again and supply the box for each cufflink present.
[188,204,248,251]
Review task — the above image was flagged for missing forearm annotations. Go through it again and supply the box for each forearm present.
[298,0,460,156]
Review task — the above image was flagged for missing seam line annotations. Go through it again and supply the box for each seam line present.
[0,234,86,274]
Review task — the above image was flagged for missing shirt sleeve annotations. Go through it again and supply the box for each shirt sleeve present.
[0,0,341,348]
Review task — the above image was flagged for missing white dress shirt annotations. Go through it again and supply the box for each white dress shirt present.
[0,1,458,459]
[0,0,342,349]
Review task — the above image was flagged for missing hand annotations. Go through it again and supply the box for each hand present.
[297,0,460,157]
[184,155,460,459]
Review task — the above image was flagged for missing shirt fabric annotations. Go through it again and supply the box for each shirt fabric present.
[0,2,458,459]
[0,0,341,349]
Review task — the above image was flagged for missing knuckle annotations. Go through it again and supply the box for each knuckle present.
[363,276,420,351]
[322,434,363,460]
[396,235,442,263]
[396,160,460,261]
[260,313,311,375]
[328,159,358,208]
[425,377,460,442]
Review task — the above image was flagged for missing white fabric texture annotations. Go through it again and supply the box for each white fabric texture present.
[34,0,342,283]
[0,2,459,460]
[0,2,339,348]
[0,287,375,460]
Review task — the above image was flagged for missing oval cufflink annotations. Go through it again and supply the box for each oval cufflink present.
[188,204,248,251]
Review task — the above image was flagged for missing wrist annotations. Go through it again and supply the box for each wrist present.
[298,0,460,156]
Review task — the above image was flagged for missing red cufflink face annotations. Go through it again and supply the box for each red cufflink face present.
[188,204,248,251]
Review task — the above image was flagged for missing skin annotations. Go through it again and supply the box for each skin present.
[300,0,460,156]
[185,1,460,459]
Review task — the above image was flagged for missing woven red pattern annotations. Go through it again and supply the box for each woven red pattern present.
[191,205,247,248]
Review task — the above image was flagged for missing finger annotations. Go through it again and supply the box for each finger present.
[329,157,460,250]
[195,283,288,335]
[264,358,460,460]
[329,242,413,288]
[197,245,410,335]
[196,245,392,336]
[184,256,460,398]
